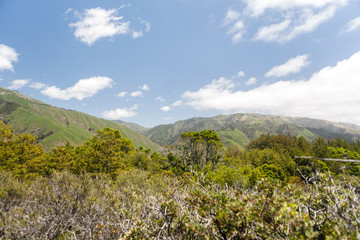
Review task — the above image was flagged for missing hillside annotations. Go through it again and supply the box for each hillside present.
[114,120,149,134]
[144,113,360,148]
[0,87,161,151]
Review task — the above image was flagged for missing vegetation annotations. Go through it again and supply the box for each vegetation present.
[1,121,360,239]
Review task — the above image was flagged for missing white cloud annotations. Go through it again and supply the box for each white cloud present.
[161,106,171,112]
[223,9,241,26]
[70,7,130,46]
[234,71,245,78]
[64,8,73,15]
[132,31,143,39]
[266,55,310,77]
[344,16,360,32]
[130,91,143,97]
[141,19,151,32]
[155,96,165,101]
[139,84,150,91]
[41,76,113,100]
[0,44,18,72]
[223,9,246,43]
[172,100,183,107]
[103,105,138,119]
[8,79,29,90]
[243,0,346,17]
[225,0,346,43]
[245,77,256,86]
[117,91,128,97]
[179,50,360,125]
[29,82,46,89]
[131,19,151,39]
[254,6,337,43]
[254,19,291,42]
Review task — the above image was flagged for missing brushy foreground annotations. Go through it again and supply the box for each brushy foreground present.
[1,122,360,239]
[1,169,359,239]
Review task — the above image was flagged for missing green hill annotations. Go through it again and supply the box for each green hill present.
[144,113,360,148]
[0,87,161,151]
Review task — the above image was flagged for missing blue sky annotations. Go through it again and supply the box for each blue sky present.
[1,0,360,127]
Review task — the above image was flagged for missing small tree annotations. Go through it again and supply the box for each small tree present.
[76,127,134,177]
[179,130,223,169]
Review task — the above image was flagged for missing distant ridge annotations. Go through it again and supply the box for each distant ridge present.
[142,113,360,148]
[0,87,161,151]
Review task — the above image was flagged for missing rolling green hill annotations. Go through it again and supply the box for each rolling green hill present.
[0,87,161,151]
[144,113,360,148]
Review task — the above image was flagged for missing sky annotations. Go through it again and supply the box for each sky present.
[1,0,360,128]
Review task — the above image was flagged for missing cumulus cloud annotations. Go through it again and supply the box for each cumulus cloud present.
[117,91,128,97]
[224,0,346,43]
[132,19,151,39]
[243,0,346,17]
[344,16,360,32]
[130,91,143,97]
[266,55,310,77]
[70,7,130,45]
[223,9,245,43]
[245,77,256,86]
[160,106,171,112]
[8,79,29,90]
[132,31,143,39]
[179,50,360,125]
[172,100,183,107]
[223,9,241,26]
[254,6,338,43]
[103,105,138,119]
[29,82,46,89]
[41,76,113,100]
[235,71,245,78]
[139,84,150,91]
[0,44,18,72]
[155,97,165,102]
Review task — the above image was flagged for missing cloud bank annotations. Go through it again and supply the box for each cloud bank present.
[179,50,360,124]
[41,76,113,100]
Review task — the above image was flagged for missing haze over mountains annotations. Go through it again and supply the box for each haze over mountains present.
[2,86,360,150]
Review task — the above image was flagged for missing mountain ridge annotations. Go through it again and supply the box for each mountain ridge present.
[0,87,161,151]
[138,113,360,148]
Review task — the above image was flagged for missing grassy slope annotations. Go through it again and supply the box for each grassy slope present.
[0,87,160,151]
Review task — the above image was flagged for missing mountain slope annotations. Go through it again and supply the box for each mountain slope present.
[114,120,149,134]
[0,87,161,151]
[144,113,360,148]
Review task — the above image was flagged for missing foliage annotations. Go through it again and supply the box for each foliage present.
[1,121,360,239]
[179,130,223,169]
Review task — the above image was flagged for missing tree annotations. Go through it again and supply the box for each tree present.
[76,128,134,177]
[179,130,223,169]
[0,121,46,178]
